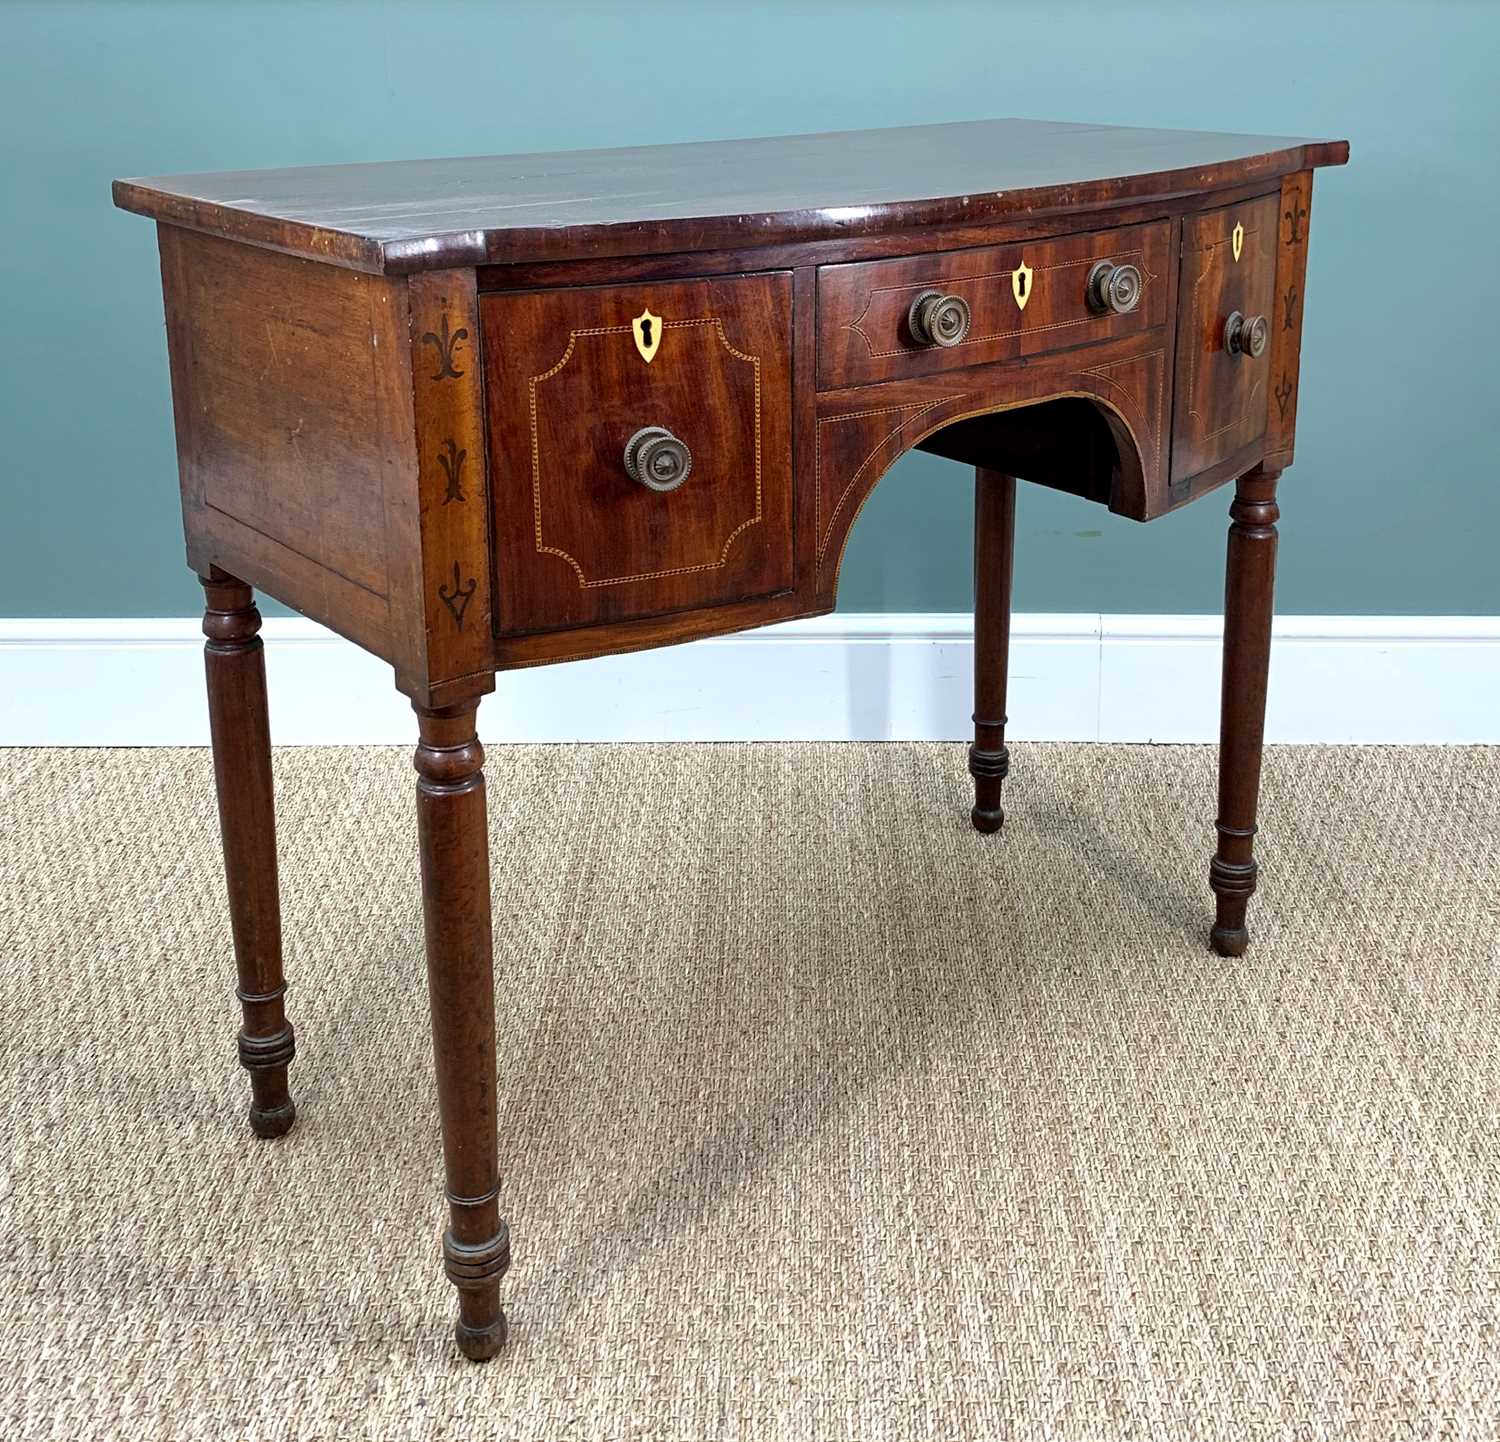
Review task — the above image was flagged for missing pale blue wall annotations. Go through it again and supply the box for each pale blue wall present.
[3,0,1495,618]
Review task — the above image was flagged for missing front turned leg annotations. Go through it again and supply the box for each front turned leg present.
[413,699,509,1362]
[200,570,295,1139]
[970,468,1017,832]
[1209,466,1283,956]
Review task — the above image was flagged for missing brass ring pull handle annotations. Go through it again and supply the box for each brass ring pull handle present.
[908,290,972,347]
[1086,259,1142,315]
[623,426,693,492]
[1224,311,1269,359]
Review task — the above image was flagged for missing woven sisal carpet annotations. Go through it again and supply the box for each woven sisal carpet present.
[2,743,1498,1440]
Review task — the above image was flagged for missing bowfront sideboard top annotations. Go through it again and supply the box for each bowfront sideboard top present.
[115,119,1347,708]
[115,117,1347,272]
[114,118,1347,1362]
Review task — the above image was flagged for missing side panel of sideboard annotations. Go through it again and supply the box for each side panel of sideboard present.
[158,226,423,674]
[157,226,496,706]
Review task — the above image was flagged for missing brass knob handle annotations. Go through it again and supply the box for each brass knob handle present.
[908,290,972,347]
[1086,260,1142,315]
[1224,311,1269,359]
[623,426,692,492]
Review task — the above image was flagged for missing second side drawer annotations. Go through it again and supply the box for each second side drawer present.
[1170,193,1280,484]
[817,220,1171,389]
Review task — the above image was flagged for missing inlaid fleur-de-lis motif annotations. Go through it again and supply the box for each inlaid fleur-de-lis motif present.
[1283,202,1308,246]
[1274,373,1295,420]
[437,437,467,504]
[1283,286,1299,328]
[422,310,469,381]
[438,560,477,631]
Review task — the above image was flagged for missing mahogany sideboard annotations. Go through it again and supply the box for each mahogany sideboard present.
[114,118,1348,1360]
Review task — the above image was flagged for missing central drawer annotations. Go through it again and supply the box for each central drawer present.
[816,220,1171,389]
[482,273,793,636]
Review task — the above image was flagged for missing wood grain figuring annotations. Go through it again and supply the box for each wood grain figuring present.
[200,571,295,1140]
[482,274,793,634]
[492,588,823,671]
[473,179,1309,296]
[1171,194,1280,484]
[1265,171,1315,469]
[158,224,423,680]
[409,271,493,682]
[160,229,396,595]
[817,220,1172,388]
[114,119,1346,273]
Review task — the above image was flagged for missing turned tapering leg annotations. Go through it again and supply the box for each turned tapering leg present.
[413,699,509,1362]
[201,570,295,1139]
[1209,466,1283,957]
[970,467,1017,832]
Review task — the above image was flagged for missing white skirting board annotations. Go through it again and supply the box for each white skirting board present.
[1,614,1496,746]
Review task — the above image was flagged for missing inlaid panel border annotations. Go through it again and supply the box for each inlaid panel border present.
[527,317,764,588]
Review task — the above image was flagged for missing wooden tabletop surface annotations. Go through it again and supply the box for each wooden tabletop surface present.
[114,117,1348,274]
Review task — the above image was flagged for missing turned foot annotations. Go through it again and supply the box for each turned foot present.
[447,1225,512,1361]
[1209,926,1250,959]
[968,738,1009,832]
[248,1097,297,1139]
[455,1314,508,1362]
[240,1016,297,1137]
[1209,847,1257,957]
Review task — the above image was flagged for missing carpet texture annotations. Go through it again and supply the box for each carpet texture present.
[2,742,1498,1440]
